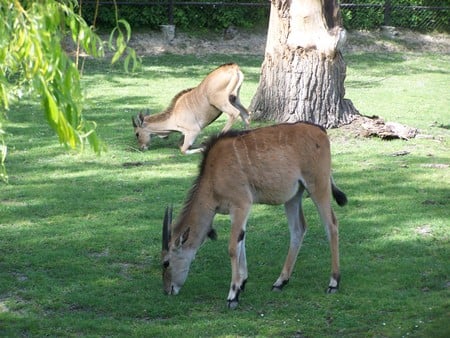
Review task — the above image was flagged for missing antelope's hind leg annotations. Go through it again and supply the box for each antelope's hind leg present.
[229,95,250,128]
[324,208,340,294]
[312,190,341,293]
[220,111,238,134]
[273,189,307,291]
[215,100,246,133]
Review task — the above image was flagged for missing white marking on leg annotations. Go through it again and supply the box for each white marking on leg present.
[329,276,338,288]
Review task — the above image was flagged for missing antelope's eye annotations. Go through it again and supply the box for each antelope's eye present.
[135,132,139,138]
[163,261,170,268]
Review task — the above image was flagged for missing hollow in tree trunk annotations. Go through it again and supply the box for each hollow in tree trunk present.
[249,0,359,128]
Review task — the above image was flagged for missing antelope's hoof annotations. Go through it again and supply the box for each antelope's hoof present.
[227,299,239,309]
[326,286,339,294]
[272,279,289,292]
[240,279,248,292]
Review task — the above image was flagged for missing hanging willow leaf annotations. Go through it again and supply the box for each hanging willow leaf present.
[108,17,141,72]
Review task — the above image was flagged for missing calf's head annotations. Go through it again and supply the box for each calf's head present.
[132,112,151,150]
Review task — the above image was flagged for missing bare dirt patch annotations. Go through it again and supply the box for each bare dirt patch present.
[344,28,450,54]
[127,28,450,56]
[129,29,266,56]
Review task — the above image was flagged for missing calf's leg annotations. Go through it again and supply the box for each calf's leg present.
[180,131,203,154]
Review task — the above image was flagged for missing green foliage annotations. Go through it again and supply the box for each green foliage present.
[128,5,167,29]
[108,19,140,72]
[212,4,268,29]
[81,1,449,32]
[0,51,449,336]
[342,5,384,30]
[0,0,139,182]
[341,0,449,32]
[389,1,450,32]
[82,1,270,31]
[0,0,102,145]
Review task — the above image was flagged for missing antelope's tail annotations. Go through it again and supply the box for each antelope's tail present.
[229,68,250,126]
[229,94,250,124]
[331,176,348,207]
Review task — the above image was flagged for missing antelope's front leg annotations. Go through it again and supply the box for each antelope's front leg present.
[180,131,203,154]
[227,230,247,309]
[227,209,249,309]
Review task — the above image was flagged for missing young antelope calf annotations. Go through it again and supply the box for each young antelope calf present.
[161,122,347,308]
[132,63,249,154]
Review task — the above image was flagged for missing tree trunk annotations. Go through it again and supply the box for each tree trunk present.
[250,0,359,128]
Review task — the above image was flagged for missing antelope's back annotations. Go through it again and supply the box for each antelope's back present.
[200,63,241,96]
[202,123,332,204]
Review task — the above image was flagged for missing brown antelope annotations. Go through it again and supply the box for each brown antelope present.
[161,122,348,308]
[132,63,250,154]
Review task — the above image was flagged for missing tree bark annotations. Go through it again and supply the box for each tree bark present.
[250,0,359,128]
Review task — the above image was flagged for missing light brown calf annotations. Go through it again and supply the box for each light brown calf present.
[132,63,249,154]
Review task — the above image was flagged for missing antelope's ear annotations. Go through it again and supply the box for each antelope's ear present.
[132,116,137,128]
[175,228,190,247]
[207,228,217,240]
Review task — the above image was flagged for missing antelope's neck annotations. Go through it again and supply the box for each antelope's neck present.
[143,113,172,133]
[177,190,217,249]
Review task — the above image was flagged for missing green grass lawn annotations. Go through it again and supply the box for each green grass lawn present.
[1,48,449,337]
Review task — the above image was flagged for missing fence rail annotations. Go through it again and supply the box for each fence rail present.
[83,0,449,8]
[81,1,450,32]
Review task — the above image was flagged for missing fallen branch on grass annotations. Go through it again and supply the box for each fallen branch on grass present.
[342,115,418,140]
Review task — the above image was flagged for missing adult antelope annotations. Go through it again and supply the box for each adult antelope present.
[132,63,250,154]
[161,122,348,308]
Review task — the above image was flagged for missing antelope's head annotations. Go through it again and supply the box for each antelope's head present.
[132,112,151,150]
[161,206,195,295]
